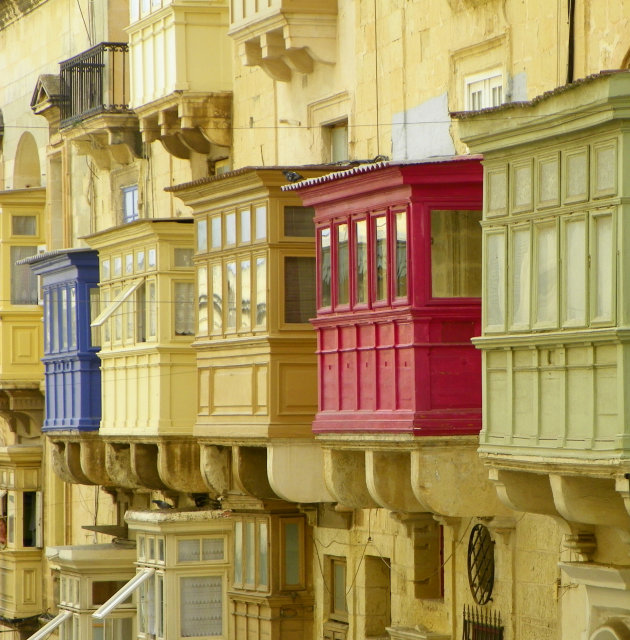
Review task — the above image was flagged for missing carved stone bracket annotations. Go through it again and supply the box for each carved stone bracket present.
[0,389,44,440]
[563,528,597,562]
[232,446,278,500]
[158,441,207,493]
[199,444,230,498]
[130,443,167,490]
[323,448,378,510]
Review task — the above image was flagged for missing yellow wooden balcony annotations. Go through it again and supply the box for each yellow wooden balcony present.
[127,0,232,159]
[170,166,329,440]
[228,0,337,82]
[86,219,196,437]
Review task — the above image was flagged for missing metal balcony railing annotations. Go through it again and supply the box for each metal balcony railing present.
[59,42,130,127]
[463,606,504,640]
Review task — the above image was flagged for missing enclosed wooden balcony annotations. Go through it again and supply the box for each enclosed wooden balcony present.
[228,0,337,82]
[127,0,232,160]
[455,71,630,538]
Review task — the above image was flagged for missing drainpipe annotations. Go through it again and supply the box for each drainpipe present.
[566,0,576,84]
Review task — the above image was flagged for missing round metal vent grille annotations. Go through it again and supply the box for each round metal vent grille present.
[467,524,495,605]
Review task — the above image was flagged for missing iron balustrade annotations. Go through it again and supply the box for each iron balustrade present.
[59,42,130,127]
[463,605,504,640]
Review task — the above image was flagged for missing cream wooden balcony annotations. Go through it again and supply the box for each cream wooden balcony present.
[228,0,337,82]
[127,0,232,159]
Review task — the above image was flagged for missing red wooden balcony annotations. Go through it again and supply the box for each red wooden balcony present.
[287,157,483,436]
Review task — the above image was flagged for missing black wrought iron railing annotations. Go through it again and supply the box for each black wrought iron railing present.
[59,42,130,127]
[463,605,504,640]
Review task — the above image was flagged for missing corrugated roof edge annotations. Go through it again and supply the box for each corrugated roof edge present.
[166,164,347,193]
[17,247,96,266]
[451,69,628,120]
[281,155,483,191]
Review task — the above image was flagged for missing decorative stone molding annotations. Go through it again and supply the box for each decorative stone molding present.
[323,448,378,510]
[0,389,43,440]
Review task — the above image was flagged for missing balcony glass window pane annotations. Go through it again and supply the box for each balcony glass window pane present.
[198,266,208,336]
[320,228,331,307]
[137,251,145,272]
[226,262,237,329]
[255,205,267,240]
[395,212,408,298]
[283,522,300,586]
[234,522,243,584]
[337,224,349,305]
[136,283,146,343]
[241,260,251,330]
[564,219,586,325]
[147,282,156,338]
[101,290,110,342]
[125,254,133,274]
[113,287,122,341]
[90,287,101,348]
[61,288,68,350]
[535,223,558,325]
[7,494,14,545]
[44,291,51,353]
[486,232,505,329]
[122,186,139,223]
[92,581,129,605]
[125,299,134,341]
[355,220,368,304]
[212,264,223,334]
[114,257,122,277]
[333,560,347,615]
[284,206,315,237]
[375,216,388,301]
[211,216,222,249]
[245,521,255,585]
[594,214,613,321]
[102,259,110,281]
[202,538,224,561]
[285,257,316,323]
[241,209,251,243]
[23,491,37,547]
[175,282,195,336]
[156,574,164,638]
[511,227,531,327]
[148,249,156,269]
[11,246,38,304]
[175,248,193,268]
[69,287,77,349]
[178,539,200,562]
[258,522,268,588]
[431,210,482,297]
[197,219,208,253]
[226,213,236,245]
[51,289,59,352]
[12,216,36,235]
[139,575,155,634]
[180,576,222,637]
[158,537,165,562]
[255,257,267,327]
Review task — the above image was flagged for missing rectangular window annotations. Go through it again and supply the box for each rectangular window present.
[320,227,331,307]
[281,519,303,589]
[51,288,59,351]
[90,287,101,348]
[241,209,251,243]
[563,217,587,326]
[198,266,208,336]
[122,185,139,223]
[355,220,368,304]
[125,299,134,342]
[198,219,208,253]
[225,212,236,245]
[245,521,255,586]
[61,288,68,350]
[328,121,348,162]
[284,206,315,237]
[395,211,407,298]
[101,289,110,343]
[147,281,157,338]
[285,257,316,323]
[485,231,506,330]
[330,557,348,622]
[234,521,243,585]
[337,224,349,305]
[258,522,268,589]
[180,576,222,637]
[12,216,36,235]
[374,216,388,302]
[137,250,145,272]
[174,248,193,268]
[255,258,267,327]
[102,259,110,281]
[534,222,558,326]
[465,71,503,110]
[430,210,482,297]
[69,287,77,349]
[255,205,267,240]
[510,227,531,328]
[592,213,614,323]
[174,282,194,336]
[241,260,251,331]
[226,262,237,330]
[211,216,222,249]
[136,283,146,342]
[125,253,133,275]
[11,245,39,304]
[212,264,223,334]
[44,291,51,353]
[22,491,41,548]
[113,256,122,277]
